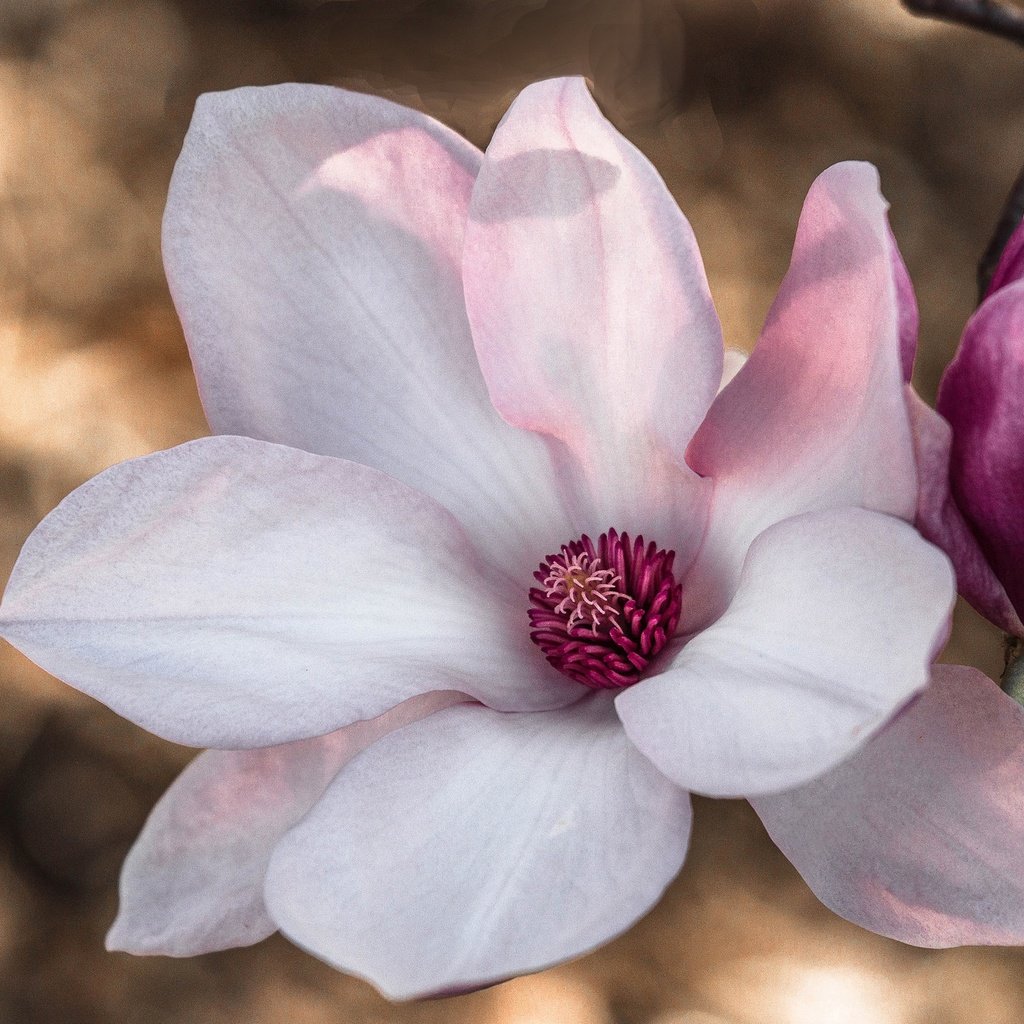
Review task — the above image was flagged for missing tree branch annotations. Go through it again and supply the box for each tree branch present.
[978,164,1024,298]
[902,0,1024,46]
[900,3,1024,294]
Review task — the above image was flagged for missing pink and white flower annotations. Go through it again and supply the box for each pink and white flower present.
[0,78,956,998]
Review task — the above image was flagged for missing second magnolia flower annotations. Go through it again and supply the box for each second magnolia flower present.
[0,78,955,997]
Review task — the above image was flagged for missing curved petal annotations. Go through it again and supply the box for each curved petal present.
[684,163,917,629]
[937,278,1024,621]
[462,76,722,566]
[615,508,954,798]
[907,388,1023,636]
[752,665,1024,947]
[165,83,573,573]
[107,691,465,956]
[0,436,582,748]
[264,695,691,1001]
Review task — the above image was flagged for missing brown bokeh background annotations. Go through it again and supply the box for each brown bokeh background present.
[1,0,1022,1020]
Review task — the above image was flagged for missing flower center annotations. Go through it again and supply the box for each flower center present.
[528,530,682,690]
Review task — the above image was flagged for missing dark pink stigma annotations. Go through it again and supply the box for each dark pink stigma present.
[528,530,682,690]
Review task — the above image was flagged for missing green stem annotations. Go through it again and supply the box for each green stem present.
[1002,635,1024,700]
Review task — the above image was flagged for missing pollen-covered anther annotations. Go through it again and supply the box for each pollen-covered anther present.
[528,530,682,690]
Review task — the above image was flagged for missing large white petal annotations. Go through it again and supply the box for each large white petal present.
[107,692,465,956]
[264,696,691,1000]
[0,436,581,748]
[165,83,573,572]
[616,508,954,797]
[753,666,1024,947]
[463,76,722,564]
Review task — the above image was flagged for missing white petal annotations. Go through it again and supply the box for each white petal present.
[107,692,465,955]
[463,77,722,561]
[165,83,573,571]
[752,666,1024,947]
[0,436,581,748]
[616,508,954,797]
[264,696,691,1000]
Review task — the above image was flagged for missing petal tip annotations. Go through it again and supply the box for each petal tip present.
[821,158,882,187]
[505,75,600,125]
[812,160,888,220]
[104,915,143,956]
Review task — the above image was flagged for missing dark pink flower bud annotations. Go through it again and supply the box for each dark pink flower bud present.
[935,220,1024,628]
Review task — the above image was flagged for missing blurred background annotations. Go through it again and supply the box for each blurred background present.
[0,0,1022,1020]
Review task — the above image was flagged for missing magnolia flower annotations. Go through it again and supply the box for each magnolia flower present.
[0,78,956,999]
[925,221,1024,635]
[754,218,1024,949]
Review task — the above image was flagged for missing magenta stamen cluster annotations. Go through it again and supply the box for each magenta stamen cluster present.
[528,530,683,690]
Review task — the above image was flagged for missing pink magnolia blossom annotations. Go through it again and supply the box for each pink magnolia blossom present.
[926,222,1024,634]
[0,78,957,998]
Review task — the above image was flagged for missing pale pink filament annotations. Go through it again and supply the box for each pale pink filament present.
[543,553,627,631]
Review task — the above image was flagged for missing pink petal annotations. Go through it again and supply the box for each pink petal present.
[752,665,1024,947]
[615,508,954,797]
[263,696,691,1000]
[0,436,581,748]
[165,84,574,573]
[684,163,917,629]
[107,692,464,956]
[907,388,1023,636]
[462,77,722,567]
[937,279,1024,620]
